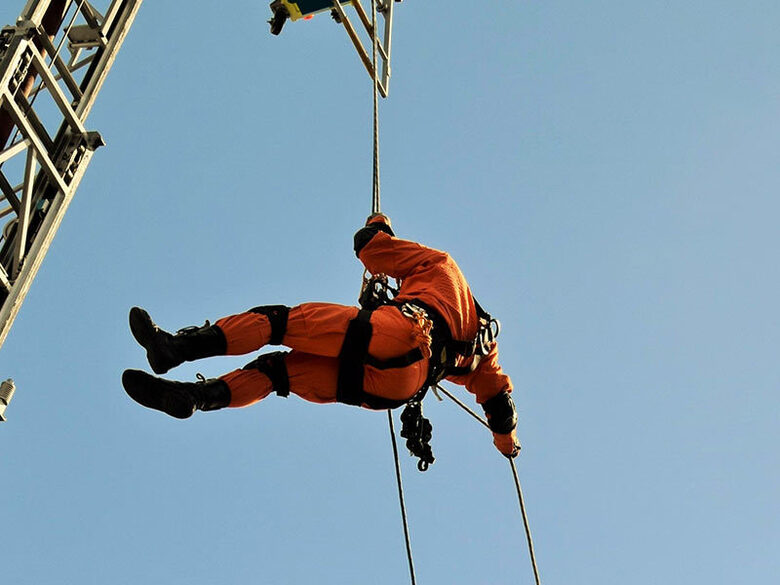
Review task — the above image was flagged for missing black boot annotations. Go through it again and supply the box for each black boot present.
[122,369,231,419]
[129,307,227,375]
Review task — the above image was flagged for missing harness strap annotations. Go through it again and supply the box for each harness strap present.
[337,309,374,407]
[400,298,498,382]
[473,297,491,322]
[443,360,481,378]
[249,305,290,345]
[396,300,472,382]
[337,309,427,410]
[336,295,499,410]
[243,350,290,397]
[366,348,425,370]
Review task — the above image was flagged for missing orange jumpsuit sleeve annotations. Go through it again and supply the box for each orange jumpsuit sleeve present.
[355,225,446,280]
[446,344,514,405]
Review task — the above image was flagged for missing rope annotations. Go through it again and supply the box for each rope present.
[368,6,416,580]
[360,4,414,582]
[434,383,490,430]
[361,4,538,570]
[371,0,381,215]
[359,7,538,581]
[434,384,542,585]
[387,410,417,585]
[510,458,541,585]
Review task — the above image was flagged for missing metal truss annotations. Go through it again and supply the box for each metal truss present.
[332,0,396,98]
[0,0,142,351]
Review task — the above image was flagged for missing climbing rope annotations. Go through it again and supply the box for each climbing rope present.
[387,410,418,585]
[352,2,414,581]
[510,456,541,585]
[434,384,542,585]
[361,5,537,583]
[370,0,381,215]
[362,2,417,582]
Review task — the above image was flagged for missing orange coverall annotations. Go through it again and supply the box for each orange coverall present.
[211,217,517,452]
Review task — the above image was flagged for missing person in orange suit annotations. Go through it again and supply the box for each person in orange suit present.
[122,214,520,457]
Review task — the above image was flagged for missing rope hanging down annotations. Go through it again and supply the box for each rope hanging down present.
[371,0,381,215]
[434,384,542,585]
[361,2,415,582]
[363,6,537,584]
[387,410,418,585]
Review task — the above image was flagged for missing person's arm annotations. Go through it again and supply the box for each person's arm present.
[354,214,449,279]
[447,345,521,457]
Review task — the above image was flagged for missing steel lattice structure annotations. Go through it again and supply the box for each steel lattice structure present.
[0,0,142,353]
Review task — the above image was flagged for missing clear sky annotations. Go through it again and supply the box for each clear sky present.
[1,1,778,584]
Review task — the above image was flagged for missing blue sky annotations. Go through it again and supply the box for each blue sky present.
[1,1,779,584]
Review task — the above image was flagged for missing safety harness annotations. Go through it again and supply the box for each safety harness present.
[337,273,501,470]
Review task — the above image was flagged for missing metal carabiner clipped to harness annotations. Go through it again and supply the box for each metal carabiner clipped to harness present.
[475,317,501,356]
[358,271,398,310]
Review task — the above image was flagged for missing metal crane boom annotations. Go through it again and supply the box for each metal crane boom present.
[0,0,142,353]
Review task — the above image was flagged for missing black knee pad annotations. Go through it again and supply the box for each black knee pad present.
[243,351,290,397]
[249,305,290,345]
[482,390,517,434]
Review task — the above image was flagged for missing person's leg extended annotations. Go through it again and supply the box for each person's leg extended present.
[130,302,423,382]
[217,302,360,357]
[122,350,340,417]
[221,305,428,405]
[222,347,426,410]
[220,350,340,407]
[218,303,423,359]
[129,303,356,375]
[123,344,426,417]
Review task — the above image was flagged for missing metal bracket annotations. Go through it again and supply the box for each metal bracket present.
[268,0,397,97]
[331,0,395,97]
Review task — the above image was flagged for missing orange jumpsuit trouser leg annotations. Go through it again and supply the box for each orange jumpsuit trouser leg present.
[213,303,428,409]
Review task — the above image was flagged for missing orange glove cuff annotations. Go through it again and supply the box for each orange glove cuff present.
[492,430,521,458]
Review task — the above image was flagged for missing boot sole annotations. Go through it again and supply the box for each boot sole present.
[122,369,195,419]
[129,307,177,375]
